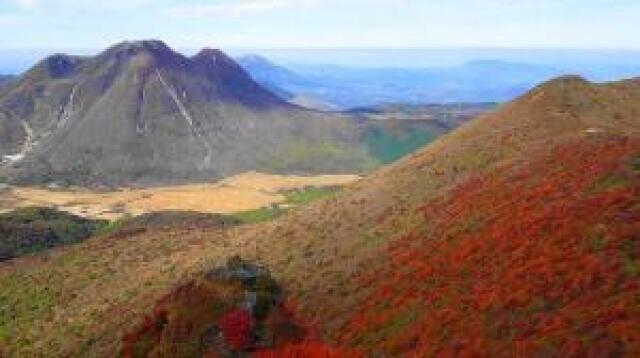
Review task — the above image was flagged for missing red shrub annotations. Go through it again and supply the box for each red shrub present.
[218,308,255,350]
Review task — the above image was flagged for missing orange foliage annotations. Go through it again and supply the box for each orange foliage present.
[339,136,640,356]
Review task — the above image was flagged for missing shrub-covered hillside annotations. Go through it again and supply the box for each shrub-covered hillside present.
[236,76,640,357]
[0,76,638,357]
[337,135,639,355]
[0,207,106,261]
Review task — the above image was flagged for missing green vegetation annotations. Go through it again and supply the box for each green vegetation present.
[620,239,639,277]
[232,206,285,224]
[0,207,107,261]
[353,306,419,346]
[0,273,58,346]
[631,156,640,172]
[266,140,378,173]
[585,173,629,194]
[284,186,341,205]
[232,186,341,224]
[364,128,437,164]
[93,214,132,237]
[585,230,609,252]
[95,211,243,238]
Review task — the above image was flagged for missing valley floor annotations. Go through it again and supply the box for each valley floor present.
[0,172,359,220]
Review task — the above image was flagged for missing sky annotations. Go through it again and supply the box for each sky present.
[0,0,640,50]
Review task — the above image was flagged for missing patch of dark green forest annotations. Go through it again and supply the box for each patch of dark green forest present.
[0,207,106,261]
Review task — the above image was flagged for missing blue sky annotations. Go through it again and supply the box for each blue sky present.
[0,0,639,50]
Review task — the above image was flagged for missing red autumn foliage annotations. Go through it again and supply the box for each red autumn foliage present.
[121,280,235,357]
[120,136,639,357]
[338,136,640,356]
[121,269,340,357]
[254,299,364,357]
[218,308,255,350]
[254,342,364,358]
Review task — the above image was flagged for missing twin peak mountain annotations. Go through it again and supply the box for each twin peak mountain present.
[0,40,373,186]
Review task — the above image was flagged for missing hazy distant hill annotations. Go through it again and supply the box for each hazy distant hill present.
[0,75,14,88]
[236,55,338,110]
[235,55,305,99]
[238,56,567,108]
[0,40,376,186]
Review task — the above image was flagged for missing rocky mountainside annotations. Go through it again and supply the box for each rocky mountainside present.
[0,40,374,186]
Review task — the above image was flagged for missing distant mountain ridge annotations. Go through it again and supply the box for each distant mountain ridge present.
[236,55,338,110]
[0,75,14,88]
[238,55,638,108]
[0,40,376,186]
[235,55,307,97]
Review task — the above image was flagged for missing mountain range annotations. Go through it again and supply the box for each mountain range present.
[0,41,376,186]
[237,55,640,108]
[1,74,637,356]
[0,41,497,187]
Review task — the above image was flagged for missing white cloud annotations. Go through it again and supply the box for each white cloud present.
[0,13,26,24]
[164,0,322,18]
[10,0,38,8]
[8,0,151,11]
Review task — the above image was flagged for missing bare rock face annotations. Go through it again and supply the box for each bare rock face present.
[0,40,374,186]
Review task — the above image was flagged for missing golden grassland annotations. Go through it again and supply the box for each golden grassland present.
[0,172,360,220]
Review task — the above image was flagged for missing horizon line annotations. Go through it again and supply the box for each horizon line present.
[2,45,640,52]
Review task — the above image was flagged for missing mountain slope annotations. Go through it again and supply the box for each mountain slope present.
[235,55,304,100]
[236,55,338,110]
[0,41,375,185]
[0,75,14,88]
[0,76,638,356]
[335,135,638,355]
[237,75,640,355]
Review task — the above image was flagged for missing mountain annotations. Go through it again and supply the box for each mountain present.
[238,57,564,108]
[1,76,638,356]
[245,75,640,355]
[0,75,14,88]
[236,55,337,110]
[0,40,375,186]
[235,55,307,97]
